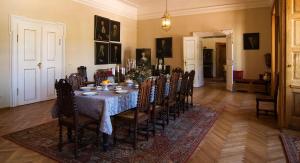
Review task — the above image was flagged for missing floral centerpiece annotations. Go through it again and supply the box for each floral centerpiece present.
[126,67,152,83]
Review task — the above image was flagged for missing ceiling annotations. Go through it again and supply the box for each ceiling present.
[120,0,273,19]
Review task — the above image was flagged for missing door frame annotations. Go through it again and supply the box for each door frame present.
[193,30,234,91]
[9,15,66,107]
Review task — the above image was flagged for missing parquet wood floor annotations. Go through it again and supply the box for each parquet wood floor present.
[0,83,287,163]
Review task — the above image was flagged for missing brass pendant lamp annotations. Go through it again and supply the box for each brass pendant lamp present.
[161,0,171,31]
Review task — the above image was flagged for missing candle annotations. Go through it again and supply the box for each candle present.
[112,67,115,76]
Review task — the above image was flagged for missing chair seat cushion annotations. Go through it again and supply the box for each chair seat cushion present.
[153,105,164,113]
[116,110,149,122]
[256,94,274,102]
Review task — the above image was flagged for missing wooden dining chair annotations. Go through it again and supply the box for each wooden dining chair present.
[113,79,152,149]
[167,72,180,121]
[178,72,189,113]
[94,71,108,86]
[77,66,88,82]
[68,73,85,90]
[152,75,168,133]
[172,67,184,74]
[187,70,195,106]
[55,79,99,158]
[256,73,279,118]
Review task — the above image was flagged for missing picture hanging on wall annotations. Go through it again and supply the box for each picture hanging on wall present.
[243,33,259,50]
[136,48,151,68]
[156,37,172,58]
[95,42,109,65]
[94,15,110,41]
[110,20,120,42]
[110,43,122,64]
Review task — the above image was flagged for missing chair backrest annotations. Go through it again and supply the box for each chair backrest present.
[68,73,85,90]
[55,79,77,118]
[169,72,180,101]
[274,73,279,101]
[154,75,167,105]
[188,70,195,93]
[179,72,189,97]
[77,66,88,82]
[172,67,184,74]
[94,71,108,86]
[137,79,152,113]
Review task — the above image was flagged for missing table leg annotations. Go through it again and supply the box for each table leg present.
[102,133,109,151]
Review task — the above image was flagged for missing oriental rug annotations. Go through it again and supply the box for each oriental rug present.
[3,105,218,163]
[280,132,300,163]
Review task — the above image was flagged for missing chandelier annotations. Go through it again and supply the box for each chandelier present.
[161,0,171,31]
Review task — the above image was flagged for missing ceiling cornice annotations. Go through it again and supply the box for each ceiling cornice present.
[138,1,273,20]
[72,0,138,20]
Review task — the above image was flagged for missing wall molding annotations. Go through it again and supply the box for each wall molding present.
[72,0,138,20]
[72,0,272,20]
[138,1,273,20]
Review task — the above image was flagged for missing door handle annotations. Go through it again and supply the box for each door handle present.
[287,64,292,68]
[37,62,42,68]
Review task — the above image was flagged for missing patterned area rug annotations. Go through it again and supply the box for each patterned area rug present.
[280,132,300,163]
[3,106,218,163]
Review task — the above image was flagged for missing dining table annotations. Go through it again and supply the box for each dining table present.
[51,78,180,151]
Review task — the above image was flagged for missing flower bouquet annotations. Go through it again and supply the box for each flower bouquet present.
[126,67,152,84]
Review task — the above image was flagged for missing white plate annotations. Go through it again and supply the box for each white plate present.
[80,87,94,91]
[115,90,129,94]
[82,92,97,96]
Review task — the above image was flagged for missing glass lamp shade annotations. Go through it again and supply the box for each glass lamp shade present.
[161,12,171,31]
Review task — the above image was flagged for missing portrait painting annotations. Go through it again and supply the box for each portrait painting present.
[136,48,151,68]
[94,15,110,41]
[95,42,109,65]
[110,43,122,64]
[110,20,120,42]
[243,33,259,50]
[156,37,172,58]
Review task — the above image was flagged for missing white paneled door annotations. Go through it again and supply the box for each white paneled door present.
[183,37,204,87]
[13,17,64,106]
[41,24,64,101]
[17,22,42,105]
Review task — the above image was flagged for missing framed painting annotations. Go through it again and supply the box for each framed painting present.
[95,42,109,65]
[156,37,172,58]
[94,15,110,41]
[110,43,122,64]
[136,48,151,68]
[110,20,120,42]
[243,33,259,50]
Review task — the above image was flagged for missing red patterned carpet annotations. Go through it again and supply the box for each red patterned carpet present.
[280,132,300,163]
[3,106,217,163]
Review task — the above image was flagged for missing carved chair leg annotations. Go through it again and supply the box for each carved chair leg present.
[113,120,117,146]
[67,127,72,143]
[152,114,156,136]
[59,125,63,152]
[146,120,149,141]
[133,123,138,149]
[166,106,170,125]
[96,124,100,148]
[177,103,180,117]
[191,94,193,106]
[74,129,79,159]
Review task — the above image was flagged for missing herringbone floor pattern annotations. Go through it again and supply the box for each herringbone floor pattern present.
[0,83,286,163]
